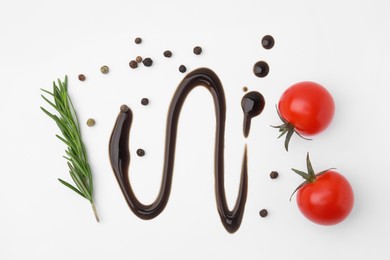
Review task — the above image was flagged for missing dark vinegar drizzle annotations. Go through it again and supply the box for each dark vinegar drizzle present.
[262,35,275,50]
[109,68,248,233]
[253,61,269,78]
[241,91,265,138]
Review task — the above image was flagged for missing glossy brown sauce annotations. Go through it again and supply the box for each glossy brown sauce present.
[241,91,265,138]
[253,61,269,77]
[261,35,275,50]
[109,68,248,233]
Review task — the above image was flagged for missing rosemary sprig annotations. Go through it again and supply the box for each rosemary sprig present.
[40,76,99,222]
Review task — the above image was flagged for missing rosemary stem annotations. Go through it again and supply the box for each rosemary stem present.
[42,77,99,223]
[91,202,100,222]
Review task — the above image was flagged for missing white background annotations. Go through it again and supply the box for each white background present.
[1,0,390,259]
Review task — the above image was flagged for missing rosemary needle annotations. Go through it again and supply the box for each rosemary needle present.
[40,76,99,222]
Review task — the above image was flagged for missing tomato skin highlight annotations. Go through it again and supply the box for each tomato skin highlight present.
[278,81,335,136]
[296,171,354,225]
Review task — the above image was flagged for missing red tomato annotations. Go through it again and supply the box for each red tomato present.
[274,81,335,150]
[297,170,354,225]
[292,153,354,226]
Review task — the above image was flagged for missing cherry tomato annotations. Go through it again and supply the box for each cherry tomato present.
[292,154,354,225]
[274,81,335,151]
[297,170,354,225]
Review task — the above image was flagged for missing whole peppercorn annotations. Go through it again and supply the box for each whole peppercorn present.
[193,46,202,55]
[134,37,142,44]
[100,65,109,74]
[179,65,187,73]
[136,56,143,63]
[259,209,268,218]
[136,149,145,157]
[141,98,149,106]
[86,118,95,127]
[78,74,86,81]
[270,171,279,179]
[163,50,172,58]
[129,60,138,69]
[143,58,153,67]
[242,86,248,92]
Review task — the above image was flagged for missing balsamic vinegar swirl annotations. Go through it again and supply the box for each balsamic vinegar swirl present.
[109,68,248,233]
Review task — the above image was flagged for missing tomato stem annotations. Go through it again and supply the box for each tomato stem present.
[289,153,336,201]
[271,106,312,151]
[292,153,316,182]
[289,153,316,200]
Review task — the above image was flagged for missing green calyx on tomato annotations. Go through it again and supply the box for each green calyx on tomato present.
[272,106,311,152]
[290,153,332,201]
[291,153,354,226]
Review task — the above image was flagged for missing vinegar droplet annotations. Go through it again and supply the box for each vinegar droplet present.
[241,91,265,137]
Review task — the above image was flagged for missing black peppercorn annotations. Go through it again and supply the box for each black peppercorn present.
[129,60,138,69]
[270,171,279,179]
[141,98,149,106]
[136,56,143,63]
[134,37,142,44]
[193,46,202,55]
[259,209,268,218]
[242,86,248,92]
[163,50,172,58]
[78,74,86,81]
[136,149,145,157]
[179,65,187,73]
[143,58,153,67]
